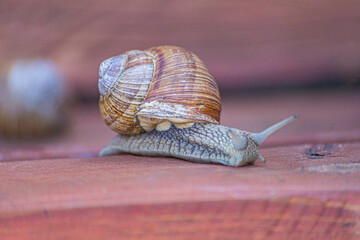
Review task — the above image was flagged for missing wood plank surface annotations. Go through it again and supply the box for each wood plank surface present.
[0,88,359,239]
[1,0,360,97]
[1,143,359,239]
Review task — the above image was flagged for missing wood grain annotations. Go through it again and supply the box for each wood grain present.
[1,0,360,97]
[1,142,359,239]
[1,199,359,240]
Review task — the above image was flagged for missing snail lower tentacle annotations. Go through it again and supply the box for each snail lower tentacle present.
[99,123,260,167]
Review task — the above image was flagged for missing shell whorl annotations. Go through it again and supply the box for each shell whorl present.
[98,55,127,95]
[99,50,155,135]
[98,46,221,136]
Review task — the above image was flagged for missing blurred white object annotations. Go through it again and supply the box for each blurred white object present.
[0,60,68,138]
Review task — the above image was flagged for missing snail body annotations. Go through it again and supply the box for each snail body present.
[99,46,297,166]
[100,116,297,166]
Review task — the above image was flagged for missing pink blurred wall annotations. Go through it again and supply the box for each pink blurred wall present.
[1,0,360,97]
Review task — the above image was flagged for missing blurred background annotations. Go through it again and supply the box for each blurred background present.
[1,0,360,96]
[0,0,359,157]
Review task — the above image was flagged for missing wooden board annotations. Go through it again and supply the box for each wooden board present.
[1,0,360,97]
[1,143,359,239]
[1,89,360,239]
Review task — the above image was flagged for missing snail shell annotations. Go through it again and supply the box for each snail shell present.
[99,45,221,135]
[0,60,67,138]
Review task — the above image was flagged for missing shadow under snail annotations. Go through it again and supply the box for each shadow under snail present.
[98,45,298,167]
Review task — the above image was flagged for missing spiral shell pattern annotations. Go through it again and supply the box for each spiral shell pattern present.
[99,50,155,135]
[98,45,221,135]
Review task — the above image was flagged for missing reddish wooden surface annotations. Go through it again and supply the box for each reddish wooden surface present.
[1,0,360,97]
[0,89,360,239]
[1,144,360,239]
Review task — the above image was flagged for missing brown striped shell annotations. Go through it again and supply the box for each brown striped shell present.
[98,45,221,136]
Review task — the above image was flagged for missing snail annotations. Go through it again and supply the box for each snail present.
[0,60,67,138]
[98,45,298,166]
